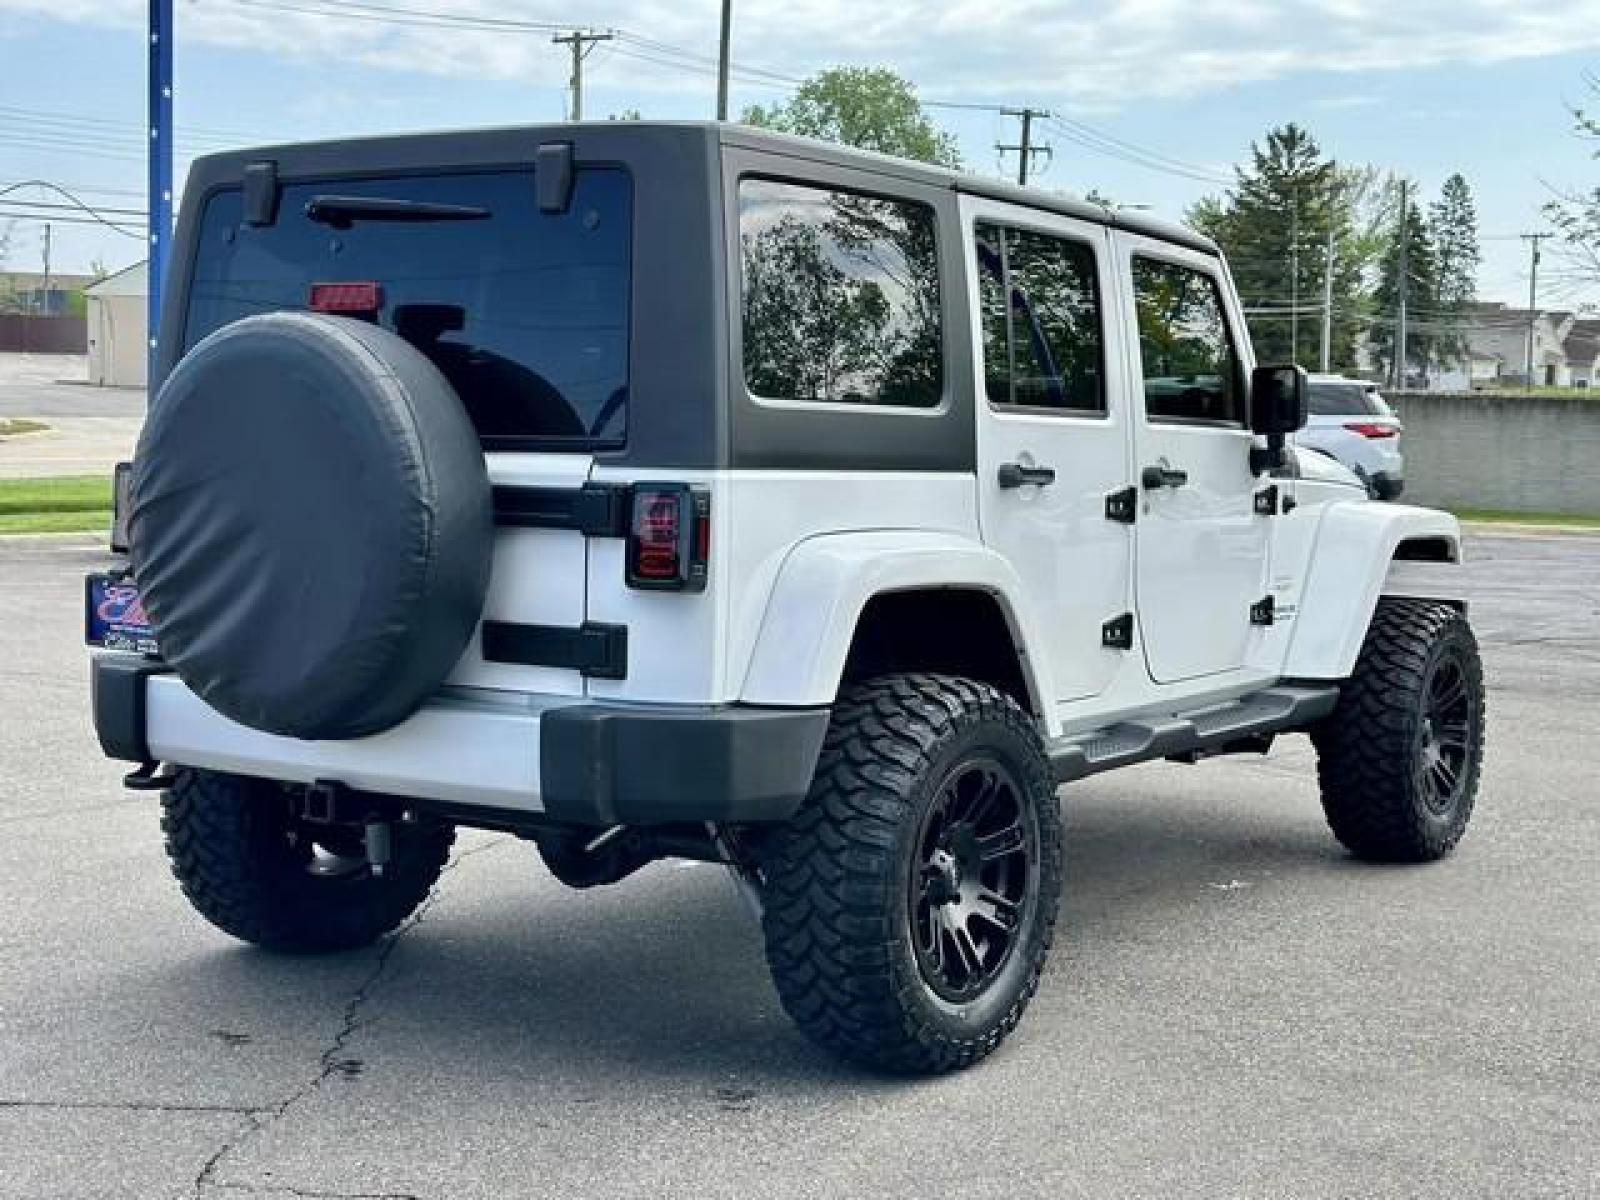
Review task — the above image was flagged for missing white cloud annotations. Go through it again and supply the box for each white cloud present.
[2,0,1598,107]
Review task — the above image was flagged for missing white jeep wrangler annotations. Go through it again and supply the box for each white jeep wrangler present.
[89,123,1485,1074]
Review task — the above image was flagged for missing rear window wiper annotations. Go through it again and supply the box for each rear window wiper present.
[305,195,491,229]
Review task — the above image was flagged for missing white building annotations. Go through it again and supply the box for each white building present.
[85,261,148,388]
[1563,319,1600,387]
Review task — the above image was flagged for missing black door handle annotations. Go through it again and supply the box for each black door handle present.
[1141,464,1189,490]
[998,462,1057,489]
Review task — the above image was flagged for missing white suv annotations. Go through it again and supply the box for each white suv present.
[88,123,1484,1074]
[1298,373,1404,499]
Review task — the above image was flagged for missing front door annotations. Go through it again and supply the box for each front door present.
[1117,235,1269,684]
[968,200,1133,704]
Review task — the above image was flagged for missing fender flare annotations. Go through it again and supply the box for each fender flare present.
[1283,501,1463,680]
[739,530,1051,708]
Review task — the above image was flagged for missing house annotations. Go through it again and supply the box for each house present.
[1562,318,1600,387]
[1434,303,1576,389]
[85,261,148,388]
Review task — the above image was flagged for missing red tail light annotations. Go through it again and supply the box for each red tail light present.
[1344,422,1399,439]
[309,281,383,314]
[626,484,709,592]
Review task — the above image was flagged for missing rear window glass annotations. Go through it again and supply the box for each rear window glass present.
[739,178,942,408]
[1308,382,1382,416]
[184,168,631,449]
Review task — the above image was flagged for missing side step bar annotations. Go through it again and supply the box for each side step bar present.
[1048,685,1340,784]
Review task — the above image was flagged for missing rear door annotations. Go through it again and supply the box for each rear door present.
[181,165,634,697]
[1115,233,1268,684]
[967,197,1133,703]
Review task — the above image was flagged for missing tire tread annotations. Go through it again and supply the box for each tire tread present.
[761,674,1062,1073]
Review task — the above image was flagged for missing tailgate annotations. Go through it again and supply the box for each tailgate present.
[446,452,595,697]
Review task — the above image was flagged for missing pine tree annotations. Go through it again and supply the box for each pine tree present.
[1187,124,1365,368]
[1370,185,1441,385]
[1429,174,1481,367]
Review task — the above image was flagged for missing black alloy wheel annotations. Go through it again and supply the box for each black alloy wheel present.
[910,757,1037,1003]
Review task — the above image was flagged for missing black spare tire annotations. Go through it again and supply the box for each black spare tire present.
[129,313,492,740]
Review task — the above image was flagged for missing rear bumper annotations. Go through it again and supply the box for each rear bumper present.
[91,654,829,826]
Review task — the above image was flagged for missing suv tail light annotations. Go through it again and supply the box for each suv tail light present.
[1344,422,1399,439]
[626,484,709,592]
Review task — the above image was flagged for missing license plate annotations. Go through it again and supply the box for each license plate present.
[85,573,158,654]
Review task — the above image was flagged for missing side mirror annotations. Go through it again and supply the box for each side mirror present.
[1248,364,1307,475]
[1250,364,1308,436]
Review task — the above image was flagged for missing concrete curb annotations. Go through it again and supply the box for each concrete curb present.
[1462,521,1600,538]
[0,531,110,547]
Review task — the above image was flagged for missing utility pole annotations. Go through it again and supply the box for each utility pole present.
[40,222,51,315]
[1320,224,1335,373]
[997,108,1052,186]
[715,0,733,121]
[1520,232,1552,385]
[551,29,614,122]
[1394,180,1410,391]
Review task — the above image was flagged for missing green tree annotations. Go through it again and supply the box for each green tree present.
[741,191,941,405]
[741,67,961,167]
[1429,173,1481,366]
[1545,74,1600,283]
[1187,124,1366,368]
[1369,187,1440,384]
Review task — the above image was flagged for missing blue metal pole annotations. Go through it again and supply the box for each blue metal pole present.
[147,0,174,387]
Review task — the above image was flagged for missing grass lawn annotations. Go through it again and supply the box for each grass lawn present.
[0,475,112,535]
[0,418,50,438]
[1453,507,1600,529]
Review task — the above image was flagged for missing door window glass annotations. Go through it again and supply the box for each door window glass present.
[1131,257,1244,426]
[975,222,1105,414]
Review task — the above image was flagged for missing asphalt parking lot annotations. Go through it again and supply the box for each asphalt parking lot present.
[0,355,143,479]
[2,530,1597,1200]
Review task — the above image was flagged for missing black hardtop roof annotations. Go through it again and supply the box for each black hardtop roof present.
[187,119,1217,257]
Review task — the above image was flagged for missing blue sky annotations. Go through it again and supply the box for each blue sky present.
[2,0,1598,312]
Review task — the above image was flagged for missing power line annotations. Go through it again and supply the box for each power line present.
[1040,115,1232,185]
[0,103,264,146]
[0,134,146,164]
[0,179,145,200]
[0,181,148,238]
[0,197,146,218]
[0,208,143,233]
[226,0,560,33]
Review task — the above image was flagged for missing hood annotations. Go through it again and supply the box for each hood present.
[1291,445,1366,491]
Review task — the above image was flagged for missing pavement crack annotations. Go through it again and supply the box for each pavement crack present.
[208,1183,422,1199]
[191,836,512,1200]
[0,1099,271,1116]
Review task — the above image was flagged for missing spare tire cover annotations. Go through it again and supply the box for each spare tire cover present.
[130,312,493,740]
